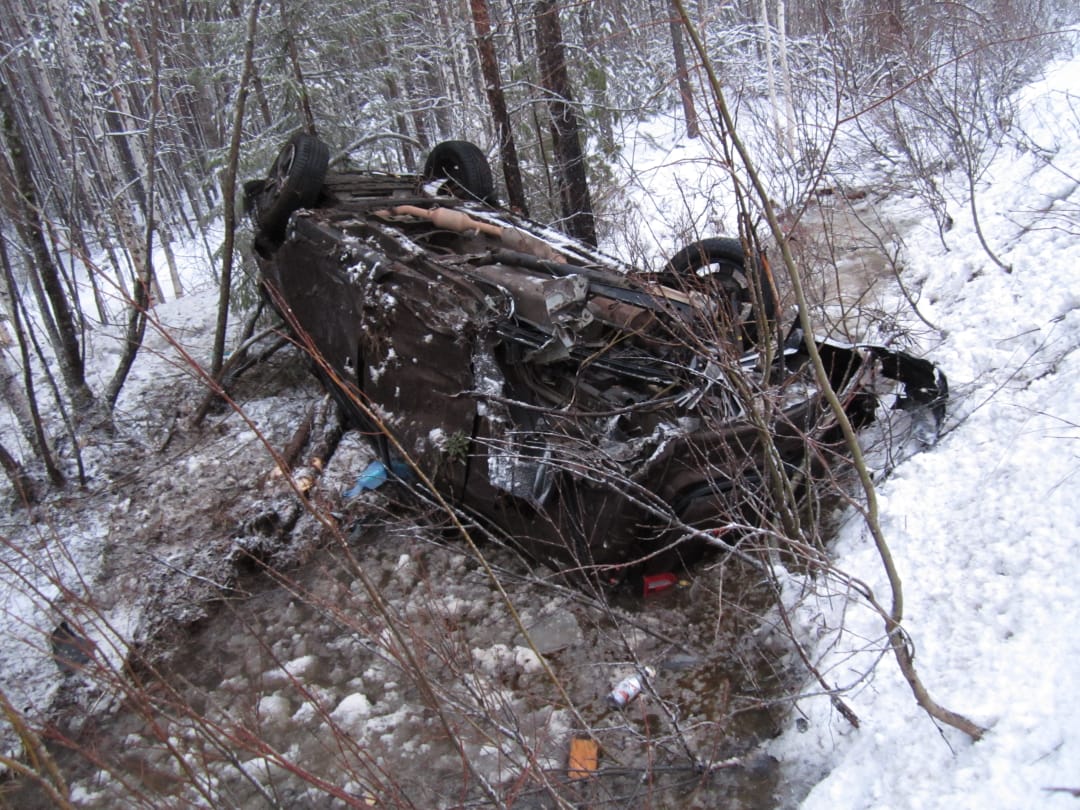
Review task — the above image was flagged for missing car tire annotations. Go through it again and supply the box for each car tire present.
[257,132,330,239]
[423,140,496,203]
[661,237,776,344]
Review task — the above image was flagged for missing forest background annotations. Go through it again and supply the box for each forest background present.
[1,1,1079,808]
[1,0,1072,475]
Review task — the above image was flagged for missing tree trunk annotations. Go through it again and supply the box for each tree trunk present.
[457,0,488,122]
[384,72,417,172]
[760,0,783,148]
[421,30,452,139]
[213,0,263,377]
[435,0,469,127]
[407,71,432,151]
[0,79,94,413]
[470,0,529,213]
[0,438,36,506]
[878,0,904,52]
[669,0,700,139]
[579,3,616,153]
[278,0,317,133]
[87,0,151,219]
[160,227,184,299]
[0,232,64,487]
[776,0,796,156]
[106,2,162,410]
[1,0,72,171]
[534,0,596,247]
[817,0,840,35]
[0,321,44,451]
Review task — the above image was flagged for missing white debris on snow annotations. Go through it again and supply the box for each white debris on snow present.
[256,694,292,725]
[472,643,542,676]
[329,692,373,735]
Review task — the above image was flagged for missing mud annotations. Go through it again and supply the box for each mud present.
[4,191,915,808]
[779,187,926,339]
[19,464,801,808]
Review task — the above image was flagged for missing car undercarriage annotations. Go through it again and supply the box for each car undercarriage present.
[246,133,946,582]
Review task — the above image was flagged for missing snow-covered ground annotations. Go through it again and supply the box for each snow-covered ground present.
[2,34,1078,809]
[770,46,1080,808]
[602,38,1080,808]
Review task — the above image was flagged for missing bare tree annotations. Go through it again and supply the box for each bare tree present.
[534,0,597,247]
[577,2,618,153]
[212,0,265,377]
[669,0,700,138]
[760,0,783,147]
[0,235,63,486]
[0,79,94,415]
[105,1,164,409]
[470,0,529,213]
[776,0,797,156]
[278,0,317,134]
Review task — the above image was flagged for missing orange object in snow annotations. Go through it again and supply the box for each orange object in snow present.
[568,737,599,779]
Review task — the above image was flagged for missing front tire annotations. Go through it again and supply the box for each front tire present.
[423,140,496,204]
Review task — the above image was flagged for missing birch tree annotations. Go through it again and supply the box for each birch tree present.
[760,0,782,147]
[776,0,796,157]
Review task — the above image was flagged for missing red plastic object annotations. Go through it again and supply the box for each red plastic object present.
[642,572,678,597]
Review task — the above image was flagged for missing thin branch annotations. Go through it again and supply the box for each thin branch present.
[674,0,987,741]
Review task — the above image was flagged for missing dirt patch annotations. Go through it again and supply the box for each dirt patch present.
[15,417,799,808]
[780,188,925,339]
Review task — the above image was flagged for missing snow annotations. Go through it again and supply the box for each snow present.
[763,45,1080,808]
[471,642,543,676]
[605,112,740,268]
[328,692,373,734]
[600,37,1080,808]
[256,694,292,724]
[1,33,1078,809]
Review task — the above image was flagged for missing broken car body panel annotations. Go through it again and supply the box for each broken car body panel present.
[248,135,946,576]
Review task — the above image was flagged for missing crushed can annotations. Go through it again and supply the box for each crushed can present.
[607,667,655,708]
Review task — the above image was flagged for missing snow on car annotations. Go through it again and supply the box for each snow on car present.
[245,132,946,581]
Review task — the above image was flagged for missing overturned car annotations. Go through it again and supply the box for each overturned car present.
[246,133,945,580]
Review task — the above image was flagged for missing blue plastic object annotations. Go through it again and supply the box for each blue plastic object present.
[344,460,388,498]
[344,458,412,499]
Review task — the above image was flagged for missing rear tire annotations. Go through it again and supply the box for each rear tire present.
[661,237,776,346]
[423,140,496,204]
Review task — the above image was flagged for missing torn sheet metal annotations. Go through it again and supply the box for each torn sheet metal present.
[248,135,948,580]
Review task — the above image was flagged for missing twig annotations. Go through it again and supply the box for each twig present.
[674,0,987,742]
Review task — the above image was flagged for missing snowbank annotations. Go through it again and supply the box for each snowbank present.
[770,44,1080,809]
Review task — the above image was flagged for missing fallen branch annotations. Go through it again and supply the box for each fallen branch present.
[190,319,287,427]
[280,402,315,471]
